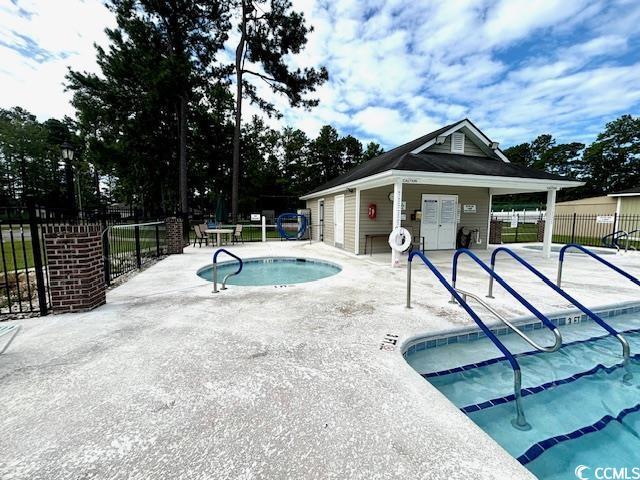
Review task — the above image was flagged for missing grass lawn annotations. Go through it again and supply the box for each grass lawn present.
[2,228,165,272]
[0,239,39,271]
[500,223,539,243]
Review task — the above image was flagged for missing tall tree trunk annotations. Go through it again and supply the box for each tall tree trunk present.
[179,94,188,216]
[231,1,248,221]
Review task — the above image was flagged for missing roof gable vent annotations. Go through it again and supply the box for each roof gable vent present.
[451,132,465,153]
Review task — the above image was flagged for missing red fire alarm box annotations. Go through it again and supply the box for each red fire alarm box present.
[368,203,377,220]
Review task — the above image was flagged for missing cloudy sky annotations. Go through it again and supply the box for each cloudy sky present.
[1,0,640,149]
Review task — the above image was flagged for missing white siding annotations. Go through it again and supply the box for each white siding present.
[343,192,356,252]
[426,133,486,157]
[307,191,356,251]
[357,184,490,254]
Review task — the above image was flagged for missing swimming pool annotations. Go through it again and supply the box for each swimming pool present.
[197,257,341,286]
[404,303,640,479]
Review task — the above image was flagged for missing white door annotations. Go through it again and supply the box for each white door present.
[334,195,344,247]
[438,196,457,249]
[420,194,458,250]
[421,196,440,250]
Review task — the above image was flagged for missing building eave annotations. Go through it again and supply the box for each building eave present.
[300,170,584,200]
[607,192,640,197]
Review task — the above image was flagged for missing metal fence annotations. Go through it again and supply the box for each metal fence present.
[186,211,311,246]
[1,203,169,316]
[494,212,544,243]
[494,212,640,249]
[0,202,58,316]
[103,221,167,285]
[552,213,640,250]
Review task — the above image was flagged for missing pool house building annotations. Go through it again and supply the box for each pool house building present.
[301,119,583,265]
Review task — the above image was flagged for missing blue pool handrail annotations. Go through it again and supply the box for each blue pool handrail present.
[212,248,243,293]
[558,243,640,289]
[276,213,308,240]
[626,229,640,252]
[490,246,630,365]
[601,230,627,251]
[451,249,562,352]
[407,250,530,430]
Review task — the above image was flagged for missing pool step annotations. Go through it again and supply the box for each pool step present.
[520,402,640,466]
[466,359,640,459]
[524,405,640,477]
[426,331,640,409]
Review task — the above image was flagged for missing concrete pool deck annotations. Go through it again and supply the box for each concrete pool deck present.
[2,241,639,479]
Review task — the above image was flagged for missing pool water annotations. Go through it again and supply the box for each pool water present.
[405,305,640,479]
[197,257,341,286]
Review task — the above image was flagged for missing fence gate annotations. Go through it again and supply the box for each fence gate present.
[0,202,51,317]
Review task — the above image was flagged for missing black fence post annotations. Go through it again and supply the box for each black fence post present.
[570,213,576,244]
[134,225,142,268]
[155,224,160,257]
[27,198,48,316]
[182,211,190,246]
[101,208,111,286]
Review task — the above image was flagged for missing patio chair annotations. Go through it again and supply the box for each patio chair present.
[200,223,214,244]
[193,225,208,248]
[0,324,21,355]
[232,224,244,244]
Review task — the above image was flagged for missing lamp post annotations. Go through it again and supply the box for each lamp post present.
[61,142,82,214]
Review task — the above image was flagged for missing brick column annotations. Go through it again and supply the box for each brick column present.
[44,224,105,314]
[489,220,503,244]
[537,220,545,242]
[166,217,184,254]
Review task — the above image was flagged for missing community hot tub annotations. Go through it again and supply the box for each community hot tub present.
[197,257,341,286]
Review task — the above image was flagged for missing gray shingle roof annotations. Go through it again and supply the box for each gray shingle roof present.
[305,120,576,196]
[609,187,640,195]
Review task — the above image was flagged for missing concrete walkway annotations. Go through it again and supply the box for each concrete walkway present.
[1,241,639,479]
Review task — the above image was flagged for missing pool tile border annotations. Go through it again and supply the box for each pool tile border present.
[403,303,640,362]
[421,326,640,379]
[517,402,640,465]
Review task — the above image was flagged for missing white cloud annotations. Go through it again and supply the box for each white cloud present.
[1,0,640,150]
[0,0,115,119]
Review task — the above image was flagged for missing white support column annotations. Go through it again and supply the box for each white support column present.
[261,215,266,242]
[354,187,361,255]
[486,188,493,249]
[391,180,403,267]
[542,188,557,258]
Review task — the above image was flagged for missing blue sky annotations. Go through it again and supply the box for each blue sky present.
[2,0,640,149]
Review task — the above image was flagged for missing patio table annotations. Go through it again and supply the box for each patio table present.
[204,228,234,246]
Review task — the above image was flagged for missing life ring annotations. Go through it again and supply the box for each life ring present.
[388,227,412,252]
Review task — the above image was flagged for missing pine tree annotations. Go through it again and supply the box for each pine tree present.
[229,0,327,219]
[67,0,230,213]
